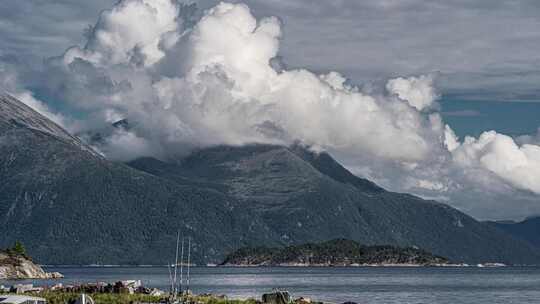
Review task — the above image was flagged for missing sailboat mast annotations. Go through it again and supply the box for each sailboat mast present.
[179,237,185,295]
[173,231,180,298]
[168,262,173,295]
[186,237,191,292]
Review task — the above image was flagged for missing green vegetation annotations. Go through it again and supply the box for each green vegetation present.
[14,292,258,304]
[11,241,27,257]
[196,295,258,304]
[39,292,162,304]
[2,241,28,258]
[222,239,449,266]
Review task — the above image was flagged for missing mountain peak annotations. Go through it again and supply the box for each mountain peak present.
[173,143,385,195]
[0,93,69,140]
[289,144,384,194]
[0,93,98,156]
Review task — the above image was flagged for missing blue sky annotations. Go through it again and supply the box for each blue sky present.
[441,99,540,138]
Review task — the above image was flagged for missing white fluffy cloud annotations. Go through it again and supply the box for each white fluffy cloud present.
[6,0,540,219]
[451,131,540,194]
[50,1,444,163]
[99,129,156,161]
[63,0,180,67]
[151,2,442,162]
[386,75,438,111]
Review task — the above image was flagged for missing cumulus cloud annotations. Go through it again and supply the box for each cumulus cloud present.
[386,74,438,111]
[44,1,445,164]
[63,0,180,67]
[451,131,540,194]
[5,0,540,219]
[516,129,540,146]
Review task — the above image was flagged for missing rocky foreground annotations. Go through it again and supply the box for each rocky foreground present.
[0,251,63,279]
[221,239,449,266]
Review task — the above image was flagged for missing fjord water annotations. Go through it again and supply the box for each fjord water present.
[3,267,540,304]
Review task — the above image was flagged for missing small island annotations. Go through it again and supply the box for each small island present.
[0,242,63,279]
[221,239,449,267]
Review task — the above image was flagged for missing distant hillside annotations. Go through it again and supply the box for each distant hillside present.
[486,217,540,249]
[221,239,449,266]
[129,145,540,265]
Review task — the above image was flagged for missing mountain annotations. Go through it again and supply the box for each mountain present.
[486,217,540,249]
[1,93,540,265]
[221,239,449,266]
[128,145,540,265]
[0,93,268,265]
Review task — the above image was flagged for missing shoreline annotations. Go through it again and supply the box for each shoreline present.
[38,263,512,268]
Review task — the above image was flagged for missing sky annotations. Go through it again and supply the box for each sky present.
[3,0,540,102]
[0,0,539,220]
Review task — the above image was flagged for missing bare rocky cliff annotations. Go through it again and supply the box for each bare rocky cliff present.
[0,251,62,279]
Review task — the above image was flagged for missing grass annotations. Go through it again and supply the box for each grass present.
[2,292,260,304]
[33,292,162,304]
[195,295,259,304]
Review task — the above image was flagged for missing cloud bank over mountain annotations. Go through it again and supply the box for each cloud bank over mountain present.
[2,0,540,220]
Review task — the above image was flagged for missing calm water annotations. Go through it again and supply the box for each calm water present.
[2,267,540,304]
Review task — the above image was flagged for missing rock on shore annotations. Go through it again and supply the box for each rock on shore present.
[0,251,63,279]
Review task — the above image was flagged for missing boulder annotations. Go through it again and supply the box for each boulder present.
[262,291,291,304]
[294,297,311,304]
